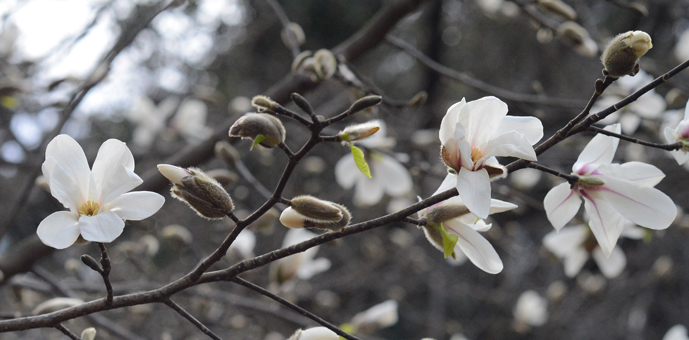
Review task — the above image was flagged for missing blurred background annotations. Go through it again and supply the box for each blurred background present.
[1,0,689,339]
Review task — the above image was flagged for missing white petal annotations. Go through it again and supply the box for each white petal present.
[44,135,90,199]
[582,194,625,257]
[573,124,621,175]
[456,167,491,219]
[630,92,666,118]
[592,246,626,279]
[433,173,458,196]
[596,161,665,186]
[354,175,384,206]
[36,211,80,249]
[489,198,518,214]
[282,228,317,247]
[297,257,331,280]
[334,155,357,189]
[620,224,645,240]
[663,324,689,340]
[619,112,641,135]
[456,137,474,170]
[439,99,466,145]
[542,225,588,257]
[445,221,503,274]
[596,176,676,230]
[280,207,307,229]
[375,155,412,196]
[482,130,537,161]
[495,116,543,145]
[543,182,581,231]
[563,247,589,278]
[43,158,83,213]
[297,327,340,340]
[79,211,126,243]
[463,96,508,148]
[105,191,165,220]
[664,127,689,165]
[91,139,142,204]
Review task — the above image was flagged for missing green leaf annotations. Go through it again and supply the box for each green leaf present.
[350,144,371,178]
[251,134,266,150]
[439,223,459,258]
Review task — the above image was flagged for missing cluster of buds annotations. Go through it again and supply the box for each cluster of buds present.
[292,49,337,81]
[158,164,234,219]
[280,195,351,231]
[229,112,286,148]
[601,30,653,78]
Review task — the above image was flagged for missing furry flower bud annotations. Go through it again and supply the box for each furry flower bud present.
[423,204,470,226]
[313,49,337,80]
[229,113,286,148]
[556,21,598,57]
[340,121,381,143]
[251,95,278,112]
[538,0,576,20]
[280,196,351,231]
[158,164,234,219]
[601,30,653,77]
[81,328,97,340]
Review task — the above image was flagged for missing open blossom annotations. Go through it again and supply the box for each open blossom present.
[663,100,689,165]
[543,223,644,278]
[419,175,517,274]
[594,70,667,134]
[439,96,542,218]
[543,124,676,256]
[38,135,165,249]
[335,120,412,206]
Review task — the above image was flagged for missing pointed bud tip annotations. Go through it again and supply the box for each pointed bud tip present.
[157,164,189,185]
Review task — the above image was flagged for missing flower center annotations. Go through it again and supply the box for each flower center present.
[78,200,100,216]
[471,147,482,162]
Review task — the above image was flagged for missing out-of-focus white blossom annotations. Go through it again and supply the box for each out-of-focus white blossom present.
[675,28,689,62]
[271,229,330,284]
[513,290,548,327]
[126,96,179,148]
[663,100,689,165]
[170,98,212,144]
[664,325,689,340]
[288,327,339,340]
[350,300,399,334]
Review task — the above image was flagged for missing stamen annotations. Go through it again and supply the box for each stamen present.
[78,201,100,216]
[471,147,482,162]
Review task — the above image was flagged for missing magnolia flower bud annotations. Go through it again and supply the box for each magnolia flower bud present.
[313,49,337,80]
[251,95,278,112]
[601,30,653,77]
[556,21,598,57]
[80,254,102,273]
[158,164,234,219]
[339,121,381,143]
[538,0,577,20]
[229,113,286,148]
[215,141,240,168]
[423,204,470,226]
[81,328,97,340]
[280,197,351,231]
[291,51,313,73]
[281,22,305,47]
[348,95,383,114]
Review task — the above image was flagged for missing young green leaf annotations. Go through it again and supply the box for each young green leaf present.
[439,223,459,258]
[251,134,267,150]
[350,144,372,178]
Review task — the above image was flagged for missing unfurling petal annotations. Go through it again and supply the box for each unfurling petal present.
[433,173,457,196]
[445,220,503,274]
[592,246,626,278]
[456,167,491,219]
[573,124,620,174]
[91,139,143,204]
[543,183,581,231]
[482,130,537,161]
[106,191,165,220]
[439,98,466,145]
[463,96,507,148]
[79,211,126,243]
[496,116,543,145]
[37,211,80,249]
[597,162,665,186]
[44,135,91,198]
[596,175,676,230]
[582,194,625,257]
[43,158,83,213]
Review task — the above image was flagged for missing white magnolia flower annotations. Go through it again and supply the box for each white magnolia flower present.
[126,96,179,148]
[419,175,517,274]
[350,300,399,334]
[38,135,165,249]
[272,229,331,283]
[543,223,644,278]
[664,325,689,340]
[288,327,339,340]
[543,124,676,256]
[663,100,689,165]
[594,71,666,134]
[439,96,542,218]
[335,120,412,206]
[513,290,548,327]
[675,27,689,62]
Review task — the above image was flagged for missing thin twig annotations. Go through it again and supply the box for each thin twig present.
[266,0,301,57]
[234,160,275,201]
[231,277,362,340]
[97,243,113,305]
[527,162,578,185]
[163,298,222,340]
[588,126,684,151]
[273,104,314,127]
[55,324,80,340]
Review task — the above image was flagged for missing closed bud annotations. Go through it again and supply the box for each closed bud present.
[313,49,337,80]
[601,30,652,78]
[157,164,234,219]
[340,121,381,143]
[578,175,605,187]
[348,95,383,114]
[424,204,470,226]
[557,21,598,57]
[215,141,240,168]
[281,22,305,47]
[291,93,315,116]
[80,254,102,273]
[280,199,351,231]
[81,328,97,340]
[229,113,286,148]
[251,95,278,112]
[291,195,344,222]
[538,0,577,20]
